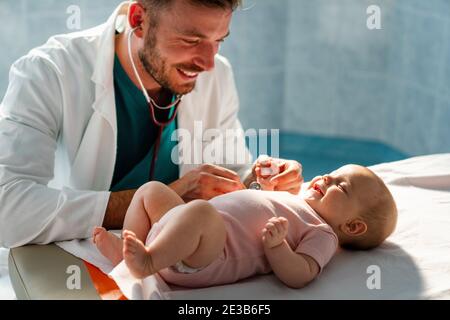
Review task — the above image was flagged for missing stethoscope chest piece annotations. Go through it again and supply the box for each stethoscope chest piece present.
[249,181,262,190]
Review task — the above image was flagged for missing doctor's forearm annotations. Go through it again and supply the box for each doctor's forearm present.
[103,189,137,229]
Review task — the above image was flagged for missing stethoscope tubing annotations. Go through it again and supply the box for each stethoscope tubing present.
[127,27,182,180]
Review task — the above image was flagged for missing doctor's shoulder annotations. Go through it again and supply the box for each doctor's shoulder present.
[35,27,104,73]
[3,27,105,123]
[13,23,106,82]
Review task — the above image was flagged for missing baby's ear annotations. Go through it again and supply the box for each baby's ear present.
[343,219,367,236]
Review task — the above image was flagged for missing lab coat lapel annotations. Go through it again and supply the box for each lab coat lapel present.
[91,2,130,133]
[90,3,123,135]
[176,88,203,178]
[71,3,128,190]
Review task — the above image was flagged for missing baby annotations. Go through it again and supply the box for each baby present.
[93,162,397,289]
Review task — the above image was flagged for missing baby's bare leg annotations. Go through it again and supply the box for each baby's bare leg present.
[123,181,186,242]
[123,200,227,279]
[94,181,185,265]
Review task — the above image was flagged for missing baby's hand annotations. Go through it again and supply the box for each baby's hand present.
[262,217,289,249]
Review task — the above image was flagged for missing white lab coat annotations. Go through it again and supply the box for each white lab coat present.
[0,3,252,248]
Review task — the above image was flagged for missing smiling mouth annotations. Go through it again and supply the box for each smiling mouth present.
[313,183,324,196]
[177,68,199,80]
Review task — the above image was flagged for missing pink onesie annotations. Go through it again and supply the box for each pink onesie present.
[146,190,338,288]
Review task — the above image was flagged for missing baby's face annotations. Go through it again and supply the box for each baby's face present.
[304,165,375,229]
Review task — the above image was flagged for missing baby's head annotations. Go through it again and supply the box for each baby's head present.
[304,164,397,250]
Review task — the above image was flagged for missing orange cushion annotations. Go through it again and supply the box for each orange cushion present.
[83,261,127,300]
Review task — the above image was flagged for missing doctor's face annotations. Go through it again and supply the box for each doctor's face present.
[139,1,232,95]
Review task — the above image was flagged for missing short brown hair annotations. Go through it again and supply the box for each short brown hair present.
[139,0,242,11]
[342,171,398,250]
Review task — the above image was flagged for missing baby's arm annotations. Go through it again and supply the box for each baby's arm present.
[262,217,320,288]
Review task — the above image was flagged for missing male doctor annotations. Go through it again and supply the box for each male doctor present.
[0,0,302,248]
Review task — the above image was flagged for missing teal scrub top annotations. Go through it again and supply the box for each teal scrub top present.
[110,54,179,192]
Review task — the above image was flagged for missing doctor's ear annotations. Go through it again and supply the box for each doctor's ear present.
[128,2,147,37]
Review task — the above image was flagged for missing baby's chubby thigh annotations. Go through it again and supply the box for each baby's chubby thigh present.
[144,203,189,245]
[144,200,226,249]
[135,181,185,224]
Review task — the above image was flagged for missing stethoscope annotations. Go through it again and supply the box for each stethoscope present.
[249,181,262,190]
[127,27,183,180]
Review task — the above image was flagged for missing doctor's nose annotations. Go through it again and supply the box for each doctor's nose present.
[193,42,217,72]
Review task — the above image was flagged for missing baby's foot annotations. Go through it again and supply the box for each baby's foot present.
[92,227,123,266]
[123,230,154,279]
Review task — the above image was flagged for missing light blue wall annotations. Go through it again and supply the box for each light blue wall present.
[0,0,123,97]
[1,0,449,156]
[224,0,450,156]
[281,0,450,156]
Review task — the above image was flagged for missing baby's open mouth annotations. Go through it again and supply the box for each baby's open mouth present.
[313,183,324,196]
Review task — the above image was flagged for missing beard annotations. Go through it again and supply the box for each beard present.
[138,27,200,95]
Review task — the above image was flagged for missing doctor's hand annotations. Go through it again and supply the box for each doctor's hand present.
[252,157,303,194]
[169,164,246,201]
[270,159,303,194]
